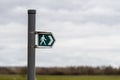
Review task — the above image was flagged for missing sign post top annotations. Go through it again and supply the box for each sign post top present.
[28,10,36,14]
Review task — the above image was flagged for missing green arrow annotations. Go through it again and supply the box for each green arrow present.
[48,35,53,45]
[36,31,55,47]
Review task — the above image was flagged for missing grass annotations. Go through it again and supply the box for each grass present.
[0,75,120,80]
[37,75,120,80]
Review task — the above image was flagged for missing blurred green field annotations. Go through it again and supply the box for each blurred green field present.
[0,75,120,80]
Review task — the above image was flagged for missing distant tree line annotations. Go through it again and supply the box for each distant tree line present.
[36,66,120,75]
[1,66,120,75]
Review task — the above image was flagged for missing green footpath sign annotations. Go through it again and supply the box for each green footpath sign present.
[38,32,55,47]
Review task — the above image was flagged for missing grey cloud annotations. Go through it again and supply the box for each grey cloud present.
[1,0,120,25]
[36,49,118,67]
[0,0,120,67]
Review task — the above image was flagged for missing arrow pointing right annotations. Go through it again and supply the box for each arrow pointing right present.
[48,35,53,45]
[37,31,55,47]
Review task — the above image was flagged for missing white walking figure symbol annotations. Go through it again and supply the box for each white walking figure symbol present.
[40,35,46,45]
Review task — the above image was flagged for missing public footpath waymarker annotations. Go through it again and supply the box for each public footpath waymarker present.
[27,9,55,80]
[36,32,55,47]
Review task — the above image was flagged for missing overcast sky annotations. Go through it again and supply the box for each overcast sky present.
[0,0,120,67]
